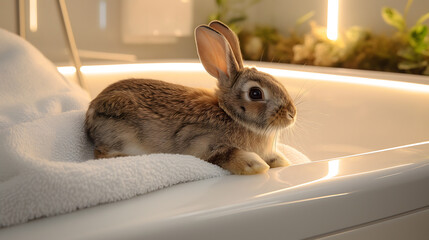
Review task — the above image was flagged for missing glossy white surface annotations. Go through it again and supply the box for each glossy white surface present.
[1,143,428,239]
[319,208,429,240]
[1,62,428,239]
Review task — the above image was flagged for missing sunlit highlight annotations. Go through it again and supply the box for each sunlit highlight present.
[259,67,429,93]
[29,0,38,32]
[328,141,429,160]
[321,160,340,180]
[327,0,339,41]
[57,66,76,75]
[272,192,349,206]
[56,63,429,93]
[81,63,204,74]
[255,159,340,198]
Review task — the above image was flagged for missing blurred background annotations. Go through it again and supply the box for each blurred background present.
[0,0,428,74]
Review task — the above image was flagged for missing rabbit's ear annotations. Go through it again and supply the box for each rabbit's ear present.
[195,25,239,84]
[209,20,244,69]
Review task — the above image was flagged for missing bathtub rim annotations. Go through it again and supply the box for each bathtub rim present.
[57,59,429,88]
[1,140,428,239]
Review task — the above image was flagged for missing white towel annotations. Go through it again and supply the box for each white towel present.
[0,29,310,227]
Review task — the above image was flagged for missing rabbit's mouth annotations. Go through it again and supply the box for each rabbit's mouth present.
[269,104,297,129]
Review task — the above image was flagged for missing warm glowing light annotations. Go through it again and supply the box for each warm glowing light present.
[332,141,429,160]
[57,66,76,75]
[29,0,38,32]
[56,63,429,93]
[321,160,340,180]
[255,159,340,198]
[327,0,339,41]
[79,63,205,74]
[272,193,349,206]
[258,67,429,93]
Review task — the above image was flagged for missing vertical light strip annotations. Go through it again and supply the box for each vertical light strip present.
[29,0,38,32]
[322,160,340,180]
[99,0,107,30]
[327,0,339,40]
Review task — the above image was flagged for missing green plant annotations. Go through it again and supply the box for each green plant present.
[239,11,314,62]
[209,0,260,33]
[382,0,429,74]
[208,0,429,76]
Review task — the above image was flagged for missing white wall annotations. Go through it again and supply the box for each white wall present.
[0,0,428,64]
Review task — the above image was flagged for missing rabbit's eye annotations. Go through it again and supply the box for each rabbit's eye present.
[249,87,264,100]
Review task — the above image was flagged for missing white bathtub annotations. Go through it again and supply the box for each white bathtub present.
[1,61,428,239]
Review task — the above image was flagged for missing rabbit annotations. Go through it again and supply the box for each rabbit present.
[85,20,297,175]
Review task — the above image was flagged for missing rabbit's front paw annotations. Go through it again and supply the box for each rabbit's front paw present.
[208,147,269,175]
[266,152,290,168]
[226,150,269,175]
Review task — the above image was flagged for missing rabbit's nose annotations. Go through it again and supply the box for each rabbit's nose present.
[286,103,297,120]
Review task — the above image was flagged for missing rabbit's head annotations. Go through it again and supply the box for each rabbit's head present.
[195,21,296,133]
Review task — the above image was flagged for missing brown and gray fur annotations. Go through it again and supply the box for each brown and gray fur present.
[85,21,297,175]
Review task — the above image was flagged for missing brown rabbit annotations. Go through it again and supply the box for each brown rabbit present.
[85,21,297,175]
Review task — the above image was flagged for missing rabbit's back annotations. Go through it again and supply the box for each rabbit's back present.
[85,79,233,158]
[93,79,229,122]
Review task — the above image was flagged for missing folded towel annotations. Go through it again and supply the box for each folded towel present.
[0,29,310,227]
